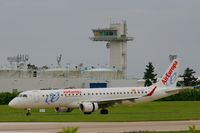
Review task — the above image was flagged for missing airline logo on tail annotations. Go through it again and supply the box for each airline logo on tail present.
[161,60,178,85]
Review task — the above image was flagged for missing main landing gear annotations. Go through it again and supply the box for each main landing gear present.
[100,109,108,115]
[84,112,92,115]
[26,108,31,116]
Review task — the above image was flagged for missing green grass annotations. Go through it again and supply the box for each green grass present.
[58,127,79,133]
[1,101,200,122]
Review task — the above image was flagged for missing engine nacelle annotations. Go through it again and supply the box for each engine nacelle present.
[79,102,98,113]
[55,107,73,113]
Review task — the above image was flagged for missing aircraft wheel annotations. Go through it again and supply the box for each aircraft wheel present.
[84,112,92,115]
[26,112,31,116]
[26,108,31,116]
[100,109,108,115]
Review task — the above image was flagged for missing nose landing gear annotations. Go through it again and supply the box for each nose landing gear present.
[26,108,31,116]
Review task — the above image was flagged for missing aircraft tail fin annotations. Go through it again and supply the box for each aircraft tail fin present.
[153,58,180,87]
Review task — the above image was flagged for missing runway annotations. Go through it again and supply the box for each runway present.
[0,120,200,133]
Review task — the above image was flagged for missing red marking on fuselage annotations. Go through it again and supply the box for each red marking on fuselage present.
[63,90,81,94]
[162,60,178,85]
[146,86,157,96]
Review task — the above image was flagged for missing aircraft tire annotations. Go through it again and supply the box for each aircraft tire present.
[84,112,92,115]
[26,112,31,116]
[100,109,108,115]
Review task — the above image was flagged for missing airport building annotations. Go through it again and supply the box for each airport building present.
[0,21,143,92]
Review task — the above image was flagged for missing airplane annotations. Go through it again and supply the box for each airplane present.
[9,58,182,115]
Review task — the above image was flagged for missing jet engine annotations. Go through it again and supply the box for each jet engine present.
[55,107,73,113]
[79,102,98,114]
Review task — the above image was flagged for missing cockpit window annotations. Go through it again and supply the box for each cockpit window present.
[18,94,28,98]
[23,94,28,97]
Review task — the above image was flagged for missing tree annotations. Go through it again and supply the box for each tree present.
[143,62,157,87]
[27,63,38,70]
[0,92,19,105]
[179,67,198,87]
[41,65,49,69]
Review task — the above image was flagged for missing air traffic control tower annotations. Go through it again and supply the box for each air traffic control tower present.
[90,21,133,78]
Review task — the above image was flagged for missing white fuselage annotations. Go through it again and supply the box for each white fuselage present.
[9,86,174,109]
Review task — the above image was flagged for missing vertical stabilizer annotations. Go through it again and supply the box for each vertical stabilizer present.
[153,59,180,87]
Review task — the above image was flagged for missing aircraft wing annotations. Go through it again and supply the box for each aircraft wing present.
[92,87,156,104]
[87,95,143,107]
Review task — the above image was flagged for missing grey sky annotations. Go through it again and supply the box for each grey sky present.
[0,0,199,78]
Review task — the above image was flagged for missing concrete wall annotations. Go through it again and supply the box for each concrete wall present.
[0,78,84,92]
[0,78,143,92]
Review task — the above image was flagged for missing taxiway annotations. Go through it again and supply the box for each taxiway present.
[0,120,199,133]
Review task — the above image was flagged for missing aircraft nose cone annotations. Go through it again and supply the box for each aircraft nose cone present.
[8,99,16,108]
